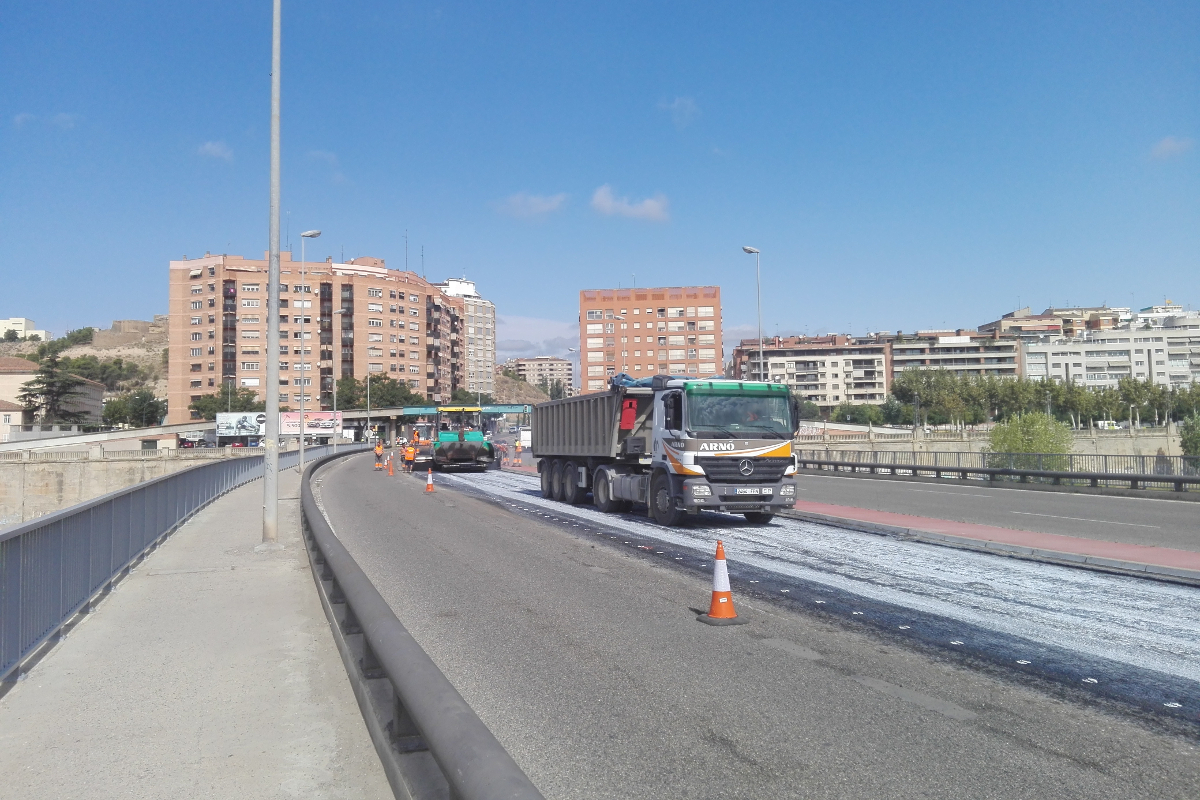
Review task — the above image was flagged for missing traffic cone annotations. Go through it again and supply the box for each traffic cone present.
[698,541,747,626]
[425,468,435,493]
[388,457,394,476]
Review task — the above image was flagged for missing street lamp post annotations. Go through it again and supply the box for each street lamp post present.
[332,308,345,452]
[263,0,283,546]
[742,247,764,382]
[298,229,321,472]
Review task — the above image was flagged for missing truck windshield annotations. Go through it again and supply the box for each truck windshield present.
[684,391,792,438]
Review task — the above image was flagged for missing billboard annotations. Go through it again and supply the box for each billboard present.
[281,411,343,436]
[216,412,268,437]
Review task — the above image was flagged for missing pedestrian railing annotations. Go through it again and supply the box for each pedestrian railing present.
[0,444,358,688]
[795,449,1200,493]
[300,450,545,800]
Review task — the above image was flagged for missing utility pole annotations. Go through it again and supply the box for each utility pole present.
[262,0,283,546]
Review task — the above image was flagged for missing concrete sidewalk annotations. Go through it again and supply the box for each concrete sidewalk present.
[787,500,1200,583]
[0,469,391,800]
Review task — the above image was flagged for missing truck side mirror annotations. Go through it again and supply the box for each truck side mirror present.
[789,396,801,433]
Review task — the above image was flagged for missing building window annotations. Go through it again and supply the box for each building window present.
[368,318,383,327]
[241,283,260,292]
[367,302,384,313]
[191,285,203,295]
[240,378,261,387]
[368,333,384,342]
[190,301,202,310]
[189,348,202,357]
[368,363,383,372]
[242,330,261,339]
[189,380,202,388]
[698,306,714,317]
[367,287,383,297]
[409,322,420,331]
[242,299,260,308]
[190,316,202,325]
[409,308,420,317]
[190,332,202,341]
[241,362,260,371]
[409,365,420,373]
[190,363,202,372]
[586,310,603,320]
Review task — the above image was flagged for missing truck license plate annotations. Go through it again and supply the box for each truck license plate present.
[734,488,761,495]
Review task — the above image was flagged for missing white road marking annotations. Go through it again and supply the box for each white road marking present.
[910,489,993,498]
[1009,511,1160,528]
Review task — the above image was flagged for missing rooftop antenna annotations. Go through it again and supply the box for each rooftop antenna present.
[404,230,408,272]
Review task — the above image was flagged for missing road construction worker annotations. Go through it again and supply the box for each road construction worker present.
[404,443,416,472]
[373,442,384,470]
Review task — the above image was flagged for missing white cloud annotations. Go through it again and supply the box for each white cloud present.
[495,315,578,361]
[1150,136,1194,160]
[658,96,699,128]
[198,141,233,161]
[498,192,568,218]
[590,185,669,222]
[13,113,35,128]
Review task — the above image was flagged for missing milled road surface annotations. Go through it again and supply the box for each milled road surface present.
[795,471,1199,550]
[316,454,1199,800]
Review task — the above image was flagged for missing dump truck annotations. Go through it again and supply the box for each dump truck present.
[531,376,800,525]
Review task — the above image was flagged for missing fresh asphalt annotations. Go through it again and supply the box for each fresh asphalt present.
[317,454,1199,799]
[794,471,1199,551]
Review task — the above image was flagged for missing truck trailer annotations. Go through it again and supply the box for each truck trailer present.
[531,376,800,526]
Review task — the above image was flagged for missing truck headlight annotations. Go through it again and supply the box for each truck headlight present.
[780,484,796,496]
[691,484,712,497]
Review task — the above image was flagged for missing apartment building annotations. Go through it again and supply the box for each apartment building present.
[505,356,575,396]
[980,306,1134,341]
[891,330,1021,377]
[433,278,496,397]
[167,252,464,423]
[578,286,722,394]
[729,336,890,407]
[0,318,51,341]
[1024,314,1200,388]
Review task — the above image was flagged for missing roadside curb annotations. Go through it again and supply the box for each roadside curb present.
[780,508,1200,587]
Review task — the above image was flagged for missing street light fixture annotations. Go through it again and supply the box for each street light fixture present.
[298,229,321,472]
[742,246,764,382]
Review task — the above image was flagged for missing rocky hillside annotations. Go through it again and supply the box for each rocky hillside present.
[493,374,550,405]
[0,323,168,398]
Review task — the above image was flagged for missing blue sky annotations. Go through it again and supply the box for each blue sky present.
[2,2,1197,361]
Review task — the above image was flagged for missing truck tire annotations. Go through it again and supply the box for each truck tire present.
[593,469,630,514]
[650,473,685,527]
[743,512,775,525]
[561,461,584,504]
[549,459,566,502]
[540,461,554,498]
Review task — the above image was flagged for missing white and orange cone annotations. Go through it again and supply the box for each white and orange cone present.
[424,468,435,493]
[698,540,747,626]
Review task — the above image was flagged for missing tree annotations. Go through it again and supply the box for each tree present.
[1180,416,1200,457]
[188,383,265,420]
[450,387,495,406]
[103,389,167,427]
[987,412,1073,454]
[17,353,89,424]
[374,375,423,407]
[831,402,882,426]
[2,329,17,342]
[549,379,566,400]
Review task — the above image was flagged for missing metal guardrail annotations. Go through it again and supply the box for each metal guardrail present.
[300,451,544,800]
[0,444,352,688]
[795,449,1200,492]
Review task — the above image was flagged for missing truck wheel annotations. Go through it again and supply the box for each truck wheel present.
[560,461,583,504]
[593,470,630,514]
[549,460,566,502]
[743,512,775,525]
[650,473,685,527]
[540,460,554,498]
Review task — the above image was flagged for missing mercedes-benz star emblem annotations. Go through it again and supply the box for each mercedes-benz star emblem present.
[738,459,754,476]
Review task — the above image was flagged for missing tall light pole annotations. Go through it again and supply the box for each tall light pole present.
[297,229,321,472]
[262,0,283,546]
[332,308,345,452]
[742,247,763,382]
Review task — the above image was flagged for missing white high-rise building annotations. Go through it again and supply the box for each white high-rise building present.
[434,278,496,397]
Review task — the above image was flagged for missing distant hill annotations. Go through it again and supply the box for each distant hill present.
[493,374,550,405]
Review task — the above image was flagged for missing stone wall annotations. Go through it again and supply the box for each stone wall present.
[0,450,259,528]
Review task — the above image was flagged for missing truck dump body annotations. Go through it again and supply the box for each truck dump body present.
[531,388,653,460]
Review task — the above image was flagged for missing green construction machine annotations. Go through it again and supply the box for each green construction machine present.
[428,406,495,471]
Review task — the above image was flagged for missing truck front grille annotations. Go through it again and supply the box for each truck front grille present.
[696,456,791,483]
